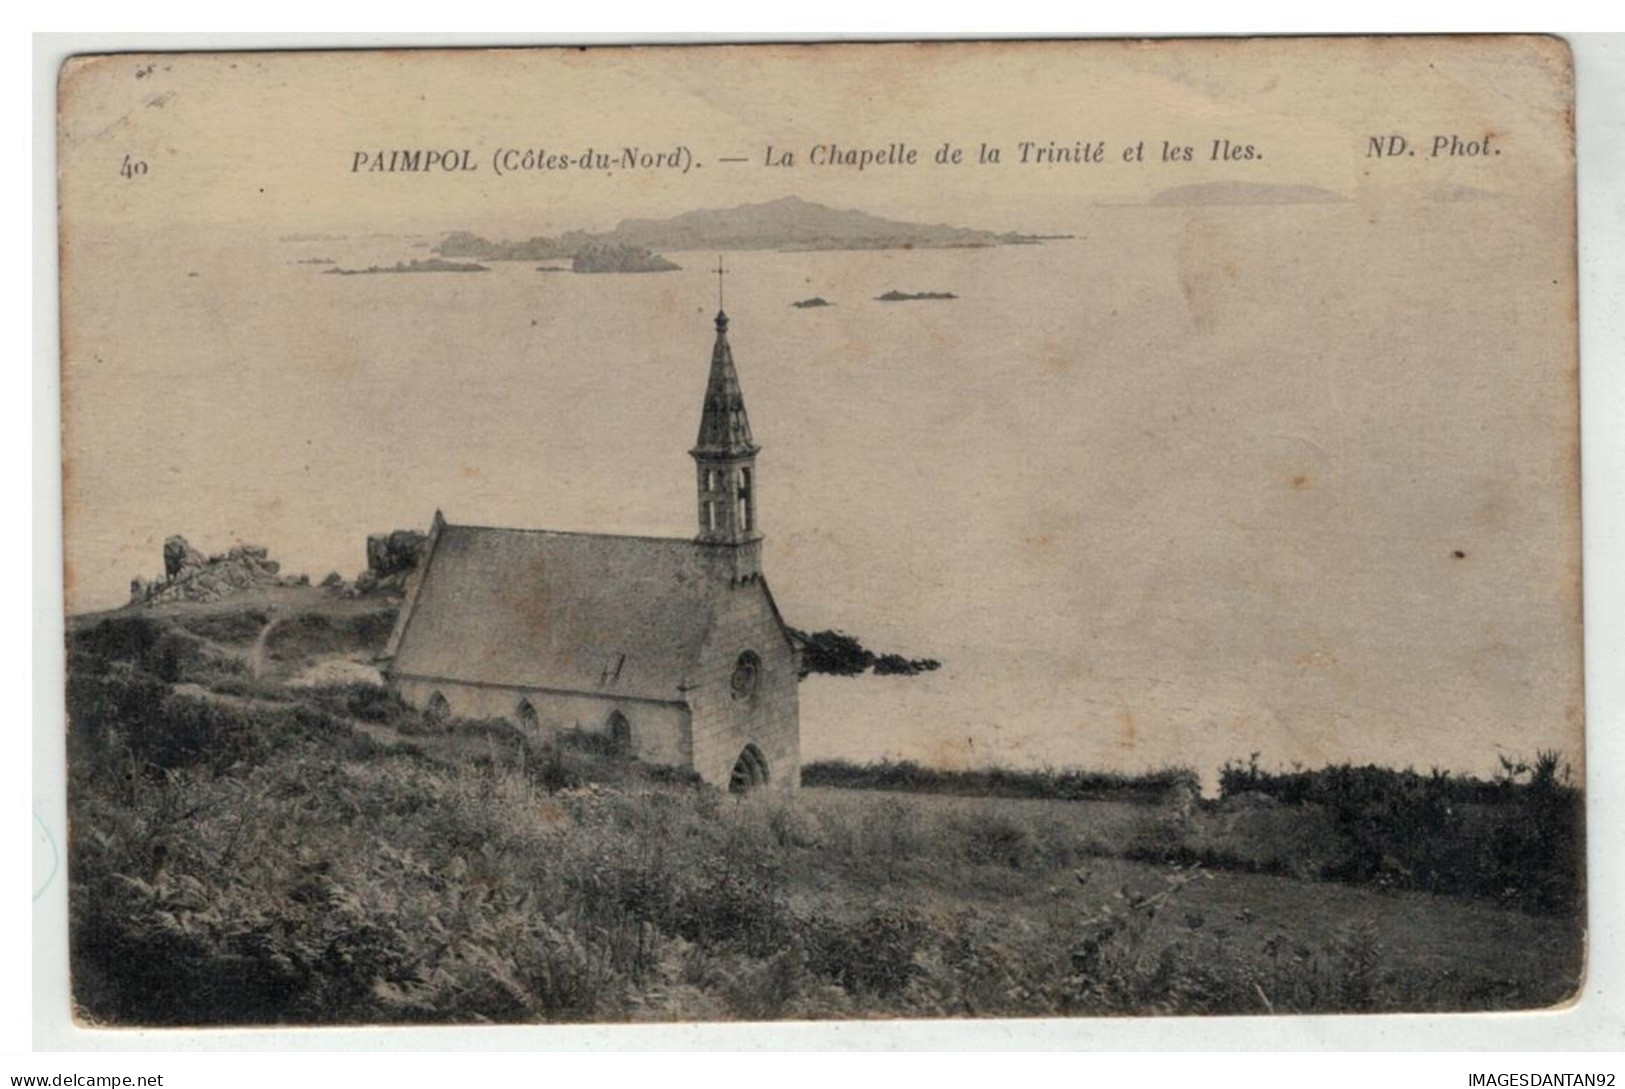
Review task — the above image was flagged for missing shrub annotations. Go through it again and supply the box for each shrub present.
[173,610,271,647]
[802,758,1198,805]
[1216,753,1583,913]
[305,682,412,725]
[69,615,219,683]
[803,907,929,997]
[670,861,794,956]
[954,811,1034,869]
[529,743,582,793]
[66,670,346,776]
[69,615,170,671]
[262,610,397,666]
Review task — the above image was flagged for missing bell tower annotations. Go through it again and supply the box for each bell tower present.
[691,300,763,583]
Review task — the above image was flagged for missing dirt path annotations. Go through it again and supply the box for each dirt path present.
[247,611,281,679]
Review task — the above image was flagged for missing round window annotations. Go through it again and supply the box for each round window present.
[730,651,761,700]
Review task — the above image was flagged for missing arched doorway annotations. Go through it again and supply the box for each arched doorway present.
[729,743,770,794]
[425,691,450,726]
[607,711,632,756]
[515,699,539,734]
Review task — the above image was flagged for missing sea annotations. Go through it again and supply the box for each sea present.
[57,201,1583,789]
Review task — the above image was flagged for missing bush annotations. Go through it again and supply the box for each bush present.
[803,758,1198,805]
[804,907,929,997]
[66,670,346,775]
[1217,753,1582,914]
[262,610,397,667]
[306,682,412,725]
[954,811,1034,869]
[670,861,794,956]
[69,616,217,683]
[173,610,271,647]
[529,744,582,793]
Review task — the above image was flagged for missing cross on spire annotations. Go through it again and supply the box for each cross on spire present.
[714,255,728,310]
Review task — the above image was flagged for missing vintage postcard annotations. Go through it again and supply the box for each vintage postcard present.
[51,36,1583,1030]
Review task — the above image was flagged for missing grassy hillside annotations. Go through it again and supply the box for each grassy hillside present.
[62,601,1585,1025]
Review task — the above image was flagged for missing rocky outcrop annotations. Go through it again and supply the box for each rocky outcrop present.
[129,529,429,605]
[132,537,308,605]
[163,535,207,579]
[351,529,428,597]
[366,531,426,578]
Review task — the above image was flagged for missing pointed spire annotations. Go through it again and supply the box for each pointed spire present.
[693,309,758,456]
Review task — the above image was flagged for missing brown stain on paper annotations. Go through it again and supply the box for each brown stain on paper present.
[1116,708,1137,753]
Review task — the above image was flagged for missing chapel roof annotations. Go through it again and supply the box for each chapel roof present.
[388,523,729,704]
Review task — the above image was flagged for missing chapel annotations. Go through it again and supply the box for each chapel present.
[381,308,800,792]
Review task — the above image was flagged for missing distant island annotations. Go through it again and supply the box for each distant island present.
[293,257,335,265]
[436,195,1047,261]
[323,258,488,276]
[570,244,679,274]
[441,235,567,261]
[877,290,958,302]
[792,297,832,309]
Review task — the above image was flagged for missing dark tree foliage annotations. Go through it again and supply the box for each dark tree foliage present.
[787,628,940,680]
[872,652,942,676]
[789,629,872,677]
